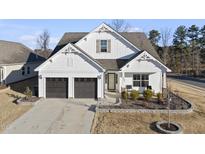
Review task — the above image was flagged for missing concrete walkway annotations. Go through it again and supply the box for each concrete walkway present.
[3,99,97,134]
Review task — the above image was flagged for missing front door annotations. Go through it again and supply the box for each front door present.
[108,73,116,91]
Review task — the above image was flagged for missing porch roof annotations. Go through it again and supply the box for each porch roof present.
[96,59,129,71]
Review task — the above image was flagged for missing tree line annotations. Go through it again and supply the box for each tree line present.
[36,20,205,76]
[148,25,205,76]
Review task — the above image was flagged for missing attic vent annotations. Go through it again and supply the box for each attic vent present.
[139,53,150,61]
[98,26,109,32]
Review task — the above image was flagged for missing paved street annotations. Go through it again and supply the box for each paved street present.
[168,75,205,89]
[3,99,97,134]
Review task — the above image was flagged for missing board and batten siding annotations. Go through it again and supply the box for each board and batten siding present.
[120,58,166,93]
[38,49,104,98]
[76,31,139,59]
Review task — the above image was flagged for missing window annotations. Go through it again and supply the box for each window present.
[100,40,108,52]
[133,74,149,87]
[22,67,25,75]
[27,67,30,74]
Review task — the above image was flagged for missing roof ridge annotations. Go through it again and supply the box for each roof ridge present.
[64,32,89,34]
[63,32,144,34]
[0,40,33,51]
[120,32,145,34]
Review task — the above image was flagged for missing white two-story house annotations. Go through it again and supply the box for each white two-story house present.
[35,23,171,99]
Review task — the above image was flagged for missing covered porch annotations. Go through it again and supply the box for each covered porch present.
[104,71,167,94]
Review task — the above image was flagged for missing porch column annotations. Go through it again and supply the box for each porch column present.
[118,72,121,93]
[121,72,125,92]
[162,72,166,89]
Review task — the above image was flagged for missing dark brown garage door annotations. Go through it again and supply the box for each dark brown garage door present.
[46,78,68,98]
[74,78,97,98]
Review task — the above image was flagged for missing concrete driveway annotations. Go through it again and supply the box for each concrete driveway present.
[3,99,97,134]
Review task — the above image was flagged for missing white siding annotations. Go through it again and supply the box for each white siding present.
[41,52,102,73]
[76,31,139,59]
[38,48,104,98]
[121,59,165,93]
[3,62,41,84]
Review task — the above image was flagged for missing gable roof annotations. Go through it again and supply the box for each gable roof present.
[120,50,171,72]
[0,40,45,65]
[35,43,105,72]
[50,32,161,62]
[95,51,144,71]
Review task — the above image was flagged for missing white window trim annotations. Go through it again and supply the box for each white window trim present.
[100,40,108,52]
[133,74,149,87]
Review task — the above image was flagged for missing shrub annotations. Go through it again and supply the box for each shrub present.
[24,87,32,100]
[121,91,128,100]
[157,92,163,103]
[130,90,139,101]
[143,89,153,101]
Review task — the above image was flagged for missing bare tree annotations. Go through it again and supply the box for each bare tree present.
[111,19,131,32]
[161,28,171,65]
[37,30,50,51]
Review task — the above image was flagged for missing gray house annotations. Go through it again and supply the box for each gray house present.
[0,40,45,86]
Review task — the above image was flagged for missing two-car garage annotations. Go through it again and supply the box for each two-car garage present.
[45,78,97,99]
[36,43,104,99]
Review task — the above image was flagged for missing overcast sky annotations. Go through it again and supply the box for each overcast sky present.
[0,19,204,50]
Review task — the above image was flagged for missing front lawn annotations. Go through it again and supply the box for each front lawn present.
[92,80,205,134]
[0,89,32,133]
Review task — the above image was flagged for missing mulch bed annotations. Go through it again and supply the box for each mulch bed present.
[20,97,40,102]
[16,97,40,105]
[160,123,179,131]
[99,92,192,110]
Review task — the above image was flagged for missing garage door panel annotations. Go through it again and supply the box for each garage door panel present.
[74,78,97,98]
[46,78,68,98]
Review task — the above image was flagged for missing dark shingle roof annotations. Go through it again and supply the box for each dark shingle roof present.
[34,49,52,59]
[96,51,144,71]
[96,59,128,70]
[50,32,161,62]
[120,32,161,61]
[0,40,46,65]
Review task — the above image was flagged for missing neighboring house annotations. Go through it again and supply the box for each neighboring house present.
[0,40,45,85]
[35,23,171,99]
[34,49,52,59]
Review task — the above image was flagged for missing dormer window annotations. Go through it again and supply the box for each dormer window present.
[100,40,108,52]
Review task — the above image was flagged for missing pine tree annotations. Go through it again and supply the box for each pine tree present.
[187,25,200,76]
[173,26,188,73]
[148,30,161,49]
[200,25,205,66]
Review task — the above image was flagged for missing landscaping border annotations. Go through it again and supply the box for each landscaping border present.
[16,97,42,105]
[96,92,193,114]
[96,107,192,114]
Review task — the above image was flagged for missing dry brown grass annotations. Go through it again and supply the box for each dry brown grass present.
[92,80,205,134]
[0,89,32,133]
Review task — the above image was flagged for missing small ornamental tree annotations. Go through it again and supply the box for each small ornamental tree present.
[157,92,163,103]
[121,91,128,99]
[130,90,139,101]
[24,87,32,100]
[143,89,153,101]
